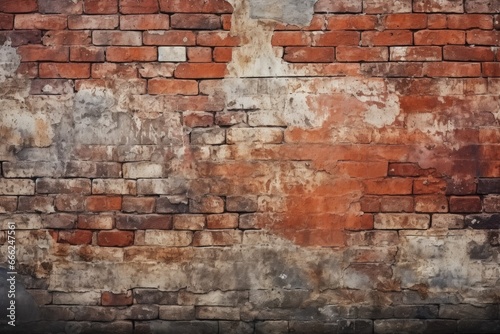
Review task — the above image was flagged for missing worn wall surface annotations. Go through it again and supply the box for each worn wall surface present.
[0,0,500,333]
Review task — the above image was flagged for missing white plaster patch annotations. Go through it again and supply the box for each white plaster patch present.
[0,40,21,83]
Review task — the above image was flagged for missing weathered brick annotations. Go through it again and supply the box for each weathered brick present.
[0,196,17,213]
[364,178,413,195]
[70,46,105,62]
[364,0,412,13]
[143,30,196,45]
[139,62,175,77]
[465,0,500,13]
[444,46,495,61]
[116,214,172,230]
[97,230,134,247]
[30,78,74,94]
[380,196,414,212]
[143,230,193,246]
[149,78,198,95]
[414,195,448,213]
[173,214,206,230]
[383,14,427,29]
[449,196,482,213]
[312,31,359,46]
[196,306,240,320]
[42,30,90,46]
[390,46,442,61]
[92,31,142,46]
[0,179,35,195]
[0,30,41,47]
[84,0,118,14]
[457,320,500,333]
[448,14,493,29]
[159,0,233,13]
[0,14,12,29]
[171,13,221,29]
[483,195,500,212]
[135,321,218,333]
[58,230,93,245]
[122,305,159,320]
[28,290,52,305]
[78,214,114,230]
[17,45,69,62]
[184,111,214,127]
[336,46,389,62]
[478,178,500,194]
[440,304,498,320]
[284,47,335,63]
[0,214,42,229]
[374,213,430,229]
[134,289,177,305]
[122,197,156,213]
[188,47,213,62]
[193,230,242,246]
[465,214,500,229]
[213,47,232,62]
[156,197,189,213]
[107,47,157,62]
[102,291,133,306]
[159,306,195,320]
[227,128,283,144]
[432,214,464,229]
[43,213,78,229]
[18,196,55,213]
[207,213,239,229]
[414,0,464,13]
[255,321,289,334]
[120,14,170,30]
[120,0,159,13]
[190,195,225,213]
[226,196,258,212]
[327,14,377,30]
[137,178,187,195]
[374,319,426,333]
[68,15,119,29]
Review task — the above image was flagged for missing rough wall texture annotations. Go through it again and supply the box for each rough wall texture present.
[0,0,500,333]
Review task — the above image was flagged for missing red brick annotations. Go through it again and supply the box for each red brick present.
[364,178,413,195]
[483,63,500,77]
[70,46,105,62]
[106,47,157,62]
[17,45,69,62]
[0,30,41,46]
[14,14,67,30]
[39,63,90,79]
[213,47,232,63]
[68,15,119,29]
[413,0,464,13]
[86,196,122,212]
[175,63,227,79]
[271,31,311,46]
[414,30,465,45]
[360,196,381,213]
[77,215,114,229]
[364,0,412,14]
[424,62,481,77]
[206,213,238,229]
[120,14,169,30]
[58,230,93,245]
[283,47,335,63]
[197,32,240,47]
[97,231,134,247]
[0,14,14,29]
[336,46,388,62]
[119,0,159,14]
[222,14,231,30]
[361,30,413,46]
[42,31,91,46]
[413,177,447,194]
[122,197,156,213]
[327,15,377,30]
[383,14,427,29]
[466,30,500,45]
[101,291,133,306]
[381,196,414,212]
[0,0,37,13]
[390,46,442,61]
[84,0,117,14]
[159,0,233,13]
[91,63,138,78]
[415,195,448,213]
[444,46,494,61]
[312,31,360,46]
[143,30,196,45]
[388,163,432,177]
[344,214,374,231]
[171,13,221,29]
[447,14,493,29]
[428,14,447,28]
[148,78,198,95]
[449,196,482,213]
[187,47,212,63]
[183,111,214,127]
[314,0,362,13]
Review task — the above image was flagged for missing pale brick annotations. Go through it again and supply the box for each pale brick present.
[173,214,206,230]
[2,161,59,177]
[43,213,78,229]
[0,196,17,213]
[55,194,86,212]
[18,196,55,213]
[0,214,42,230]
[0,179,35,195]
[432,214,464,229]
[178,290,248,306]
[137,178,188,195]
[122,197,156,213]
[53,292,101,305]
[143,230,193,246]
[374,214,430,229]
[159,306,195,320]
[36,178,91,194]
[134,289,177,304]
[77,214,114,229]
[189,195,225,213]
[227,128,283,144]
[92,179,137,195]
[191,128,226,145]
[158,46,187,62]
[123,162,165,178]
[196,306,240,320]
[120,305,159,320]
[92,30,142,46]
[193,230,242,246]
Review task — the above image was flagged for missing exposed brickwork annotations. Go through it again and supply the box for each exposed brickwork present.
[1,0,500,333]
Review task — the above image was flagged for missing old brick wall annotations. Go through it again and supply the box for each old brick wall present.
[0,0,499,333]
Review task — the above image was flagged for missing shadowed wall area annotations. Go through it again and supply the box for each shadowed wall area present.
[0,0,500,333]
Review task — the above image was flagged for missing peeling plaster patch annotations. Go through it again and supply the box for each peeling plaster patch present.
[0,41,21,83]
[249,0,318,26]
[363,94,400,128]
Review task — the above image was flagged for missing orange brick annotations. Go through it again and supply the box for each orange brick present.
[206,213,238,229]
[106,47,157,62]
[97,231,134,247]
[119,0,159,14]
[361,30,413,46]
[148,78,198,95]
[428,14,447,29]
[171,13,221,29]
[101,291,133,305]
[383,14,427,29]
[58,230,93,245]
[414,30,465,45]
[17,45,69,62]
[213,47,232,62]
[483,63,500,77]
[70,46,105,62]
[284,47,335,63]
[336,46,388,62]
[91,63,138,78]
[444,46,495,61]
[159,0,233,13]
[42,31,91,46]
[143,30,196,45]
[14,14,67,30]
[423,62,481,77]
[188,47,212,62]
[86,196,122,212]
[413,177,447,194]
[77,215,114,229]
[466,30,500,45]
[388,162,432,177]
[447,14,493,29]
[390,46,442,61]
[344,214,374,231]
[197,32,240,46]
[312,31,360,46]
[221,14,231,30]
[84,0,117,14]
[39,63,90,79]
[360,196,381,213]
[0,14,14,29]
[0,0,37,13]
[327,15,377,30]
[68,15,119,29]
[271,31,311,46]
[364,178,413,195]
[183,111,214,127]
[120,14,170,30]
[175,63,227,79]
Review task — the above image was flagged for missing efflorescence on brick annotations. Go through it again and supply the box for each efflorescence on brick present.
[1,0,500,332]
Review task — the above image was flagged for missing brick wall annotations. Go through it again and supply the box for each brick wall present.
[0,0,499,333]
